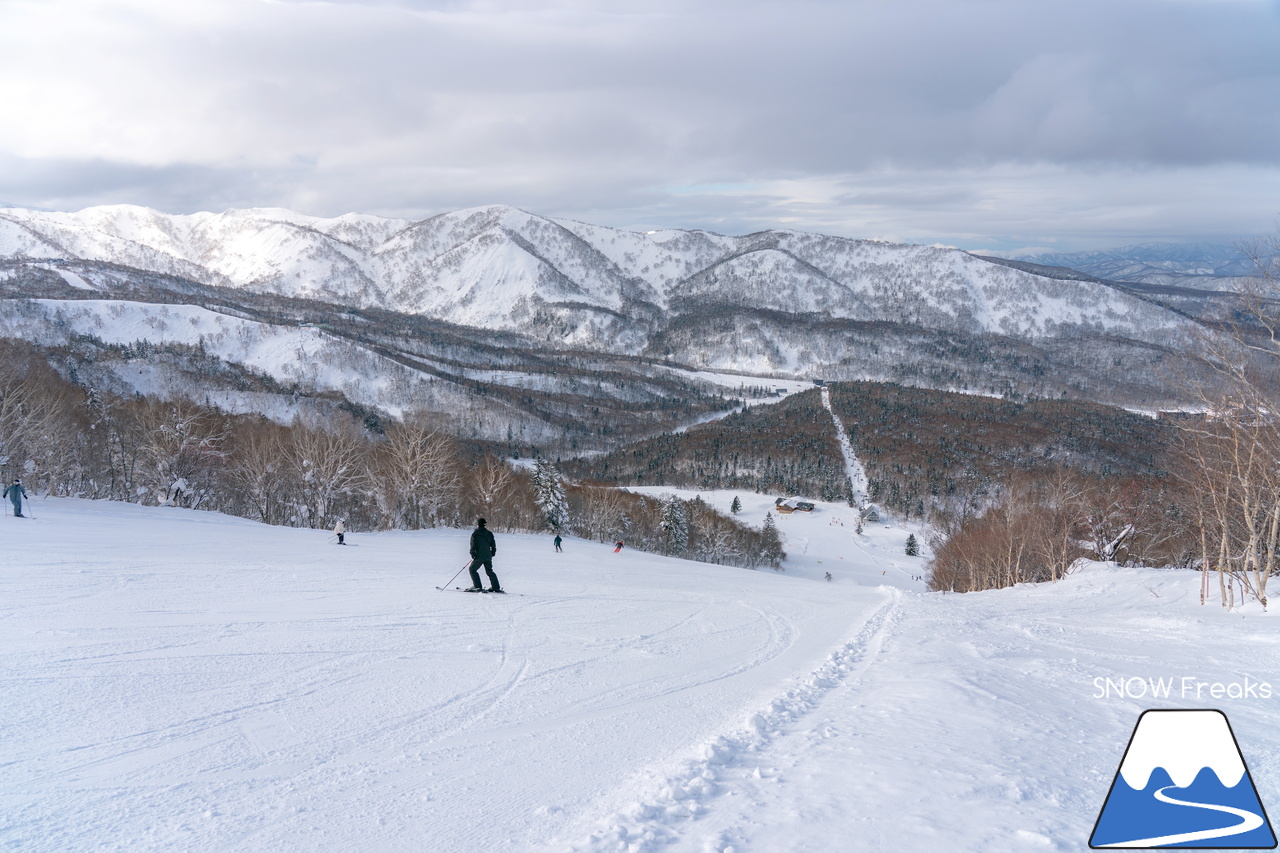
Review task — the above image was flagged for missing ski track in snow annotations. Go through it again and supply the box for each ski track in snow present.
[561,594,900,852]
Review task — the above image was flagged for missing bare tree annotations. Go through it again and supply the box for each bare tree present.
[470,454,516,522]
[929,472,1091,592]
[373,414,460,529]
[0,346,78,492]
[132,399,228,507]
[287,416,369,529]
[1178,233,1280,608]
[688,499,743,565]
[574,484,629,541]
[226,418,289,524]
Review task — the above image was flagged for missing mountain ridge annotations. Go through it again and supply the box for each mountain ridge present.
[0,203,1202,344]
[0,204,1242,441]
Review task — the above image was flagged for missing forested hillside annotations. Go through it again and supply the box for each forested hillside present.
[0,338,779,568]
[0,204,1225,408]
[570,381,1181,533]
[826,382,1178,518]
[823,382,1192,589]
[564,390,852,502]
[0,258,739,453]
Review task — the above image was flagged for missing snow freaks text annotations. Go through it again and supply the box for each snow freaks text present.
[1092,676,1273,701]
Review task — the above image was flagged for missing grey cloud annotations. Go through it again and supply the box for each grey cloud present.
[0,155,313,215]
[1,0,1277,250]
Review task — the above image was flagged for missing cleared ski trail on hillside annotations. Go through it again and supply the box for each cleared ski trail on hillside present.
[821,386,868,503]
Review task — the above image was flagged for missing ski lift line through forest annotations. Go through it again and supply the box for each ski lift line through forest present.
[819,385,869,504]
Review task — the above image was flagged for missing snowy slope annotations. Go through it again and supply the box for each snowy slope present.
[5,496,1277,852]
[4,263,854,450]
[580,556,1280,853]
[1,497,891,852]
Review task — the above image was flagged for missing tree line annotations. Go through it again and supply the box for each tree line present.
[0,338,780,569]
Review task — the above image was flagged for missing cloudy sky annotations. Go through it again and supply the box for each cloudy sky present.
[1,0,1278,251]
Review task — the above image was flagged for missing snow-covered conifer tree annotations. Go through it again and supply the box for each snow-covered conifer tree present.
[660,494,689,554]
[762,511,785,568]
[532,458,569,532]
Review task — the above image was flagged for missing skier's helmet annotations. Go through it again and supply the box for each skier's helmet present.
[477,517,487,527]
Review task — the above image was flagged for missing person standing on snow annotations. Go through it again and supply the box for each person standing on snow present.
[334,518,345,545]
[613,540,624,553]
[467,517,501,593]
[554,534,562,553]
[4,479,28,517]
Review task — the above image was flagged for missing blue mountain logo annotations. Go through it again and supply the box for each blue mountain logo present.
[1091,709,1276,848]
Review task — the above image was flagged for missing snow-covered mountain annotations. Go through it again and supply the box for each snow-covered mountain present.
[0,258,756,450]
[0,204,1237,438]
[0,205,404,307]
[0,203,1203,351]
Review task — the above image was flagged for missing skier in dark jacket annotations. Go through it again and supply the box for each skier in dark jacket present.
[554,534,562,552]
[467,518,501,592]
[4,479,27,517]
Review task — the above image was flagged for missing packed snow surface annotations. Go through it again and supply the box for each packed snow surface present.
[3,495,1278,852]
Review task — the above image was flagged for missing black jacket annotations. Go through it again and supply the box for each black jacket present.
[470,526,497,560]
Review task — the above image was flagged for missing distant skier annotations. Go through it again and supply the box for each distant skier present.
[4,478,27,517]
[554,534,562,553]
[466,517,501,593]
[334,518,345,545]
[825,571,833,582]
[613,540,624,553]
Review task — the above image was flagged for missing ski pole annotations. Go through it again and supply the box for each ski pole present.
[439,559,471,591]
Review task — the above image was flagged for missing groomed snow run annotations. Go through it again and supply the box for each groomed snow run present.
[3,496,1278,852]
